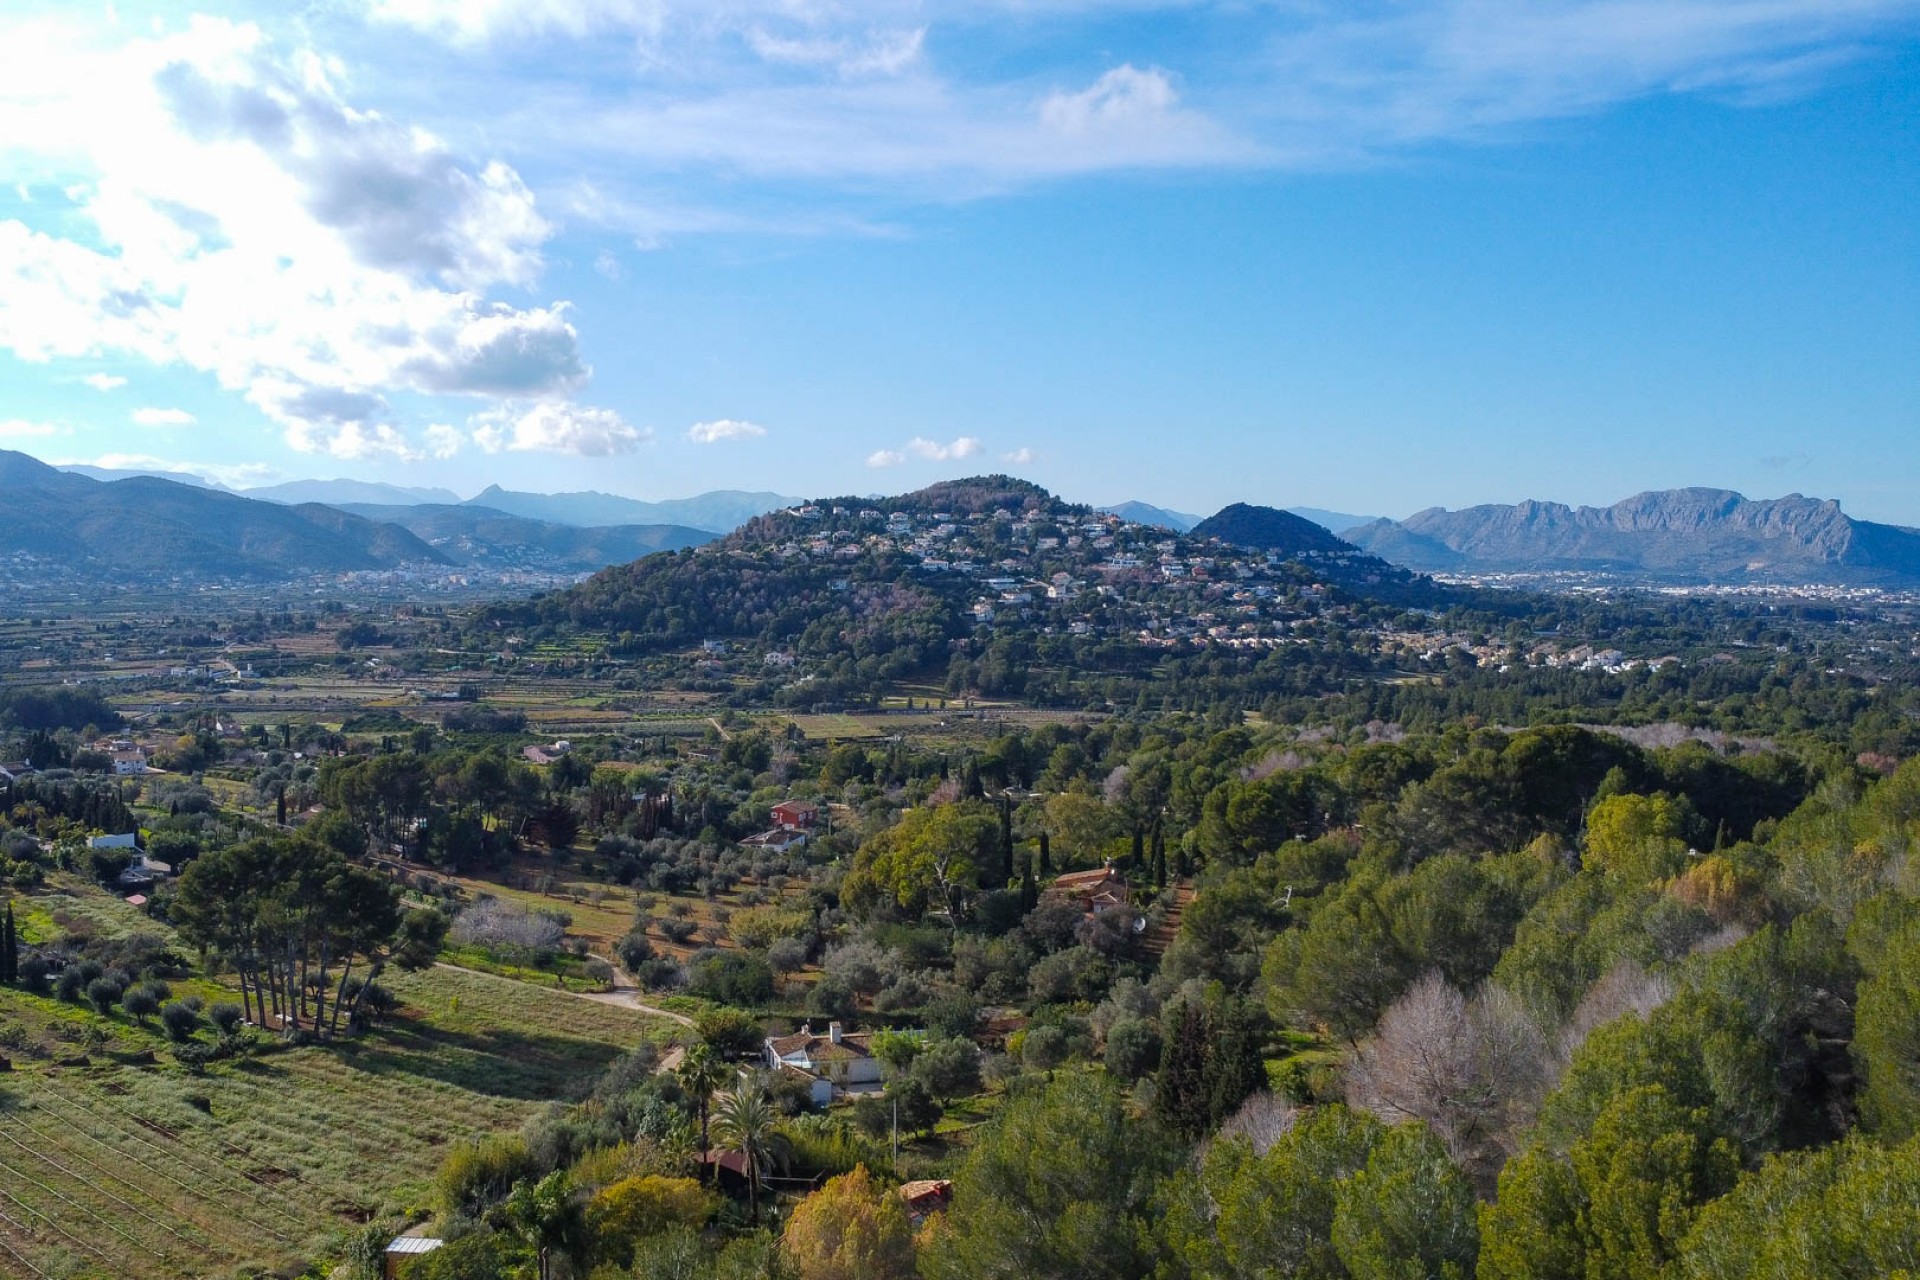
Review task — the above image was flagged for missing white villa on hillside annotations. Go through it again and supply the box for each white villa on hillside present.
[764,1021,884,1105]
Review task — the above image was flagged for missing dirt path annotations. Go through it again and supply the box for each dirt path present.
[432,960,695,1028]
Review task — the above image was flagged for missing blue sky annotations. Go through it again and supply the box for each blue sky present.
[0,1,1915,520]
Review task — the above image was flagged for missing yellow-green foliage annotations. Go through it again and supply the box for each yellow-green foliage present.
[587,1174,716,1267]
[1584,793,1692,885]
[782,1165,917,1280]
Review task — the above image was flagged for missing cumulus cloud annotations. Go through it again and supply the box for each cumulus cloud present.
[1002,447,1036,464]
[908,436,982,461]
[424,423,463,458]
[1041,65,1179,136]
[688,418,766,444]
[132,406,195,426]
[472,402,649,456]
[0,18,603,459]
[82,373,126,391]
[868,436,984,466]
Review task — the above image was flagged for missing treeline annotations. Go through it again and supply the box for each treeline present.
[171,835,445,1037]
[0,685,122,733]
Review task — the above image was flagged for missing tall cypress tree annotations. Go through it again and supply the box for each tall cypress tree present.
[2,900,17,986]
[997,795,1014,889]
[1204,1000,1267,1126]
[1154,999,1213,1137]
[1019,847,1038,912]
[1038,831,1052,875]
[1128,827,1144,873]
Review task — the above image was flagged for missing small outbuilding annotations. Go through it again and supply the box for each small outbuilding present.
[383,1235,443,1278]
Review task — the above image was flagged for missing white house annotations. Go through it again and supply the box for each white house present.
[89,832,140,851]
[112,748,149,776]
[764,1022,884,1105]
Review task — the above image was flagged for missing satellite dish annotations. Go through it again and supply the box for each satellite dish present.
[1133,916,1148,934]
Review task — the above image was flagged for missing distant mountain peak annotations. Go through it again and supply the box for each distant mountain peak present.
[1347,487,1920,585]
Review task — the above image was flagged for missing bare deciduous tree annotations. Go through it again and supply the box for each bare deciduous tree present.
[1349,972,1551,1186]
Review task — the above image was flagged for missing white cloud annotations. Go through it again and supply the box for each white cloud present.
[687,418,766,444]
[908,436,982,461]
[1002,447,1036,464]
[132,406,194,426]
[0,419,59,438]
[366,0,660,45]
[0,18,603,456]
[424,422,463,458]
[364,0,1911,192]
[56,451,279,488]
[868,435,984,466]
[1041,65,1178,136]
[472,402,649,456]
[593,249,623,280]
[746,26,926,79]
[81,373,126,391]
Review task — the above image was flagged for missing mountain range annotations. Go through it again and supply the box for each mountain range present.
[458,486,797,533]
[329,503,712,572]
[247,478,464,506]
[1,451,443,578]
[1345,489,1920,585]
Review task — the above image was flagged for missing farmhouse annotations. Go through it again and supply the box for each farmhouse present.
[770,800,817,830]
[1046,862,1131,915]
[764,1021,883,1105]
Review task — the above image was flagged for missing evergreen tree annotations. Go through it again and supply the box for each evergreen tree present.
[1128,827,1144,873]
[997,795,1015,889]
[1,900,16,985]
[1204,1000,1267,1126]
[1155,999,1213,1137]
[1020,848,1039,913]
[1038,831,1052,875]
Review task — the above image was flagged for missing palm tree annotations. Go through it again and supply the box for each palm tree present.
[712,1075,792,1225]
[677,1042,730,1178]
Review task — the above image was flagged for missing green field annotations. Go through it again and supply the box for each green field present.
[0,962,665,1278]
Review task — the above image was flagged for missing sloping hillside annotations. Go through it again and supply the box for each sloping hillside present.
[0,450,445,578]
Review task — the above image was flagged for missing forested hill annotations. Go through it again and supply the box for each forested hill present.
[1190,503,1357,555]
[1346,487,1920,585]
[481,476,1448,693]
[0,449,445,578]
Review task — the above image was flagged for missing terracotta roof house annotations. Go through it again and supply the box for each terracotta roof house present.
[764,1021,884,1105]
[1047,862,1131,914]
[771,800,818,830]
[899,1179,954,1226]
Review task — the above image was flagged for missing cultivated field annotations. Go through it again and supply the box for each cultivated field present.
[0,964,666,1279]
